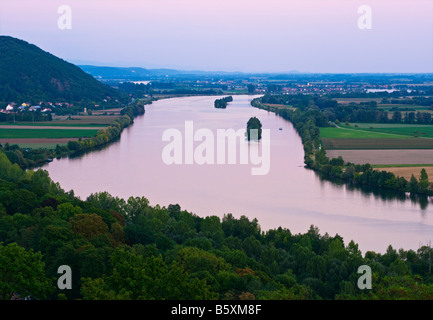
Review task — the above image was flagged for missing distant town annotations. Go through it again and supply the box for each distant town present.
[3,72,432,117]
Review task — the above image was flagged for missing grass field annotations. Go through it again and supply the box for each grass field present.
[0,114,119,147]
[321,123,433,149]
[320,127,409,139]
[0,128,98,139]
[51,115,121,125]
[9,142,68,149]
[323,124,433,139]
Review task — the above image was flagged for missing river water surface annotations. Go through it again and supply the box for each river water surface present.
[44,95,433,253]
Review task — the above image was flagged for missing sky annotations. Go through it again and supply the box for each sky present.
[0,0,432,73]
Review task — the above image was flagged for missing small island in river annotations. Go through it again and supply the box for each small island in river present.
[214,96,233,109]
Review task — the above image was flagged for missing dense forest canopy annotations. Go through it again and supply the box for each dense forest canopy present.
[246,117,262,141]
[0,148,433,300]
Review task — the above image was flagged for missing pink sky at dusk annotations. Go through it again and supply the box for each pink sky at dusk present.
[0,0,432,72]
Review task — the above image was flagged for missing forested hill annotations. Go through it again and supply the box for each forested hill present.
[0,36,124,103]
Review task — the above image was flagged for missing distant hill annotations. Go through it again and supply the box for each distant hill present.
[79,65,248,81]
[79,65,185,80]
[0,36,124,103]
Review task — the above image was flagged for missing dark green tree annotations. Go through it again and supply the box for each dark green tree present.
[0,243,53,300]
[246,117,262,141]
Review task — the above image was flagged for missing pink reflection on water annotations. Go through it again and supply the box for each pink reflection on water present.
[44,95,433,254]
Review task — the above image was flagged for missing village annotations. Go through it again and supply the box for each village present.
[0,101,72,114]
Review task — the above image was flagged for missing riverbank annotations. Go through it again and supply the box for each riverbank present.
[0,101,149,169]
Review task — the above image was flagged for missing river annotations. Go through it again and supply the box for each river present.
[43,95,433,254]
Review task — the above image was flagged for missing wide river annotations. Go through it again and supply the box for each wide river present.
[44,95,433,254]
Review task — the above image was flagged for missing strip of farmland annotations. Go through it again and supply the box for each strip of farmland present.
[326,149,433,165]
[322,138,433,150]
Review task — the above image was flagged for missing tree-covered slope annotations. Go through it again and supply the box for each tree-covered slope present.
[1,147,433,300]
[0,36,123,103]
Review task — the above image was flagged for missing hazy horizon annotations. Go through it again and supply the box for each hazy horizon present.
[75,63,433,75]
[1,0,432,73]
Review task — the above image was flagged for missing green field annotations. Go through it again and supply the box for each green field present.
[322,123,433,139]
[51,115,122,125]
[12,143,68,149]
[0,128,98,139]
[345,123,433,138]
[321,123,433,149]
[320,127,409,139]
